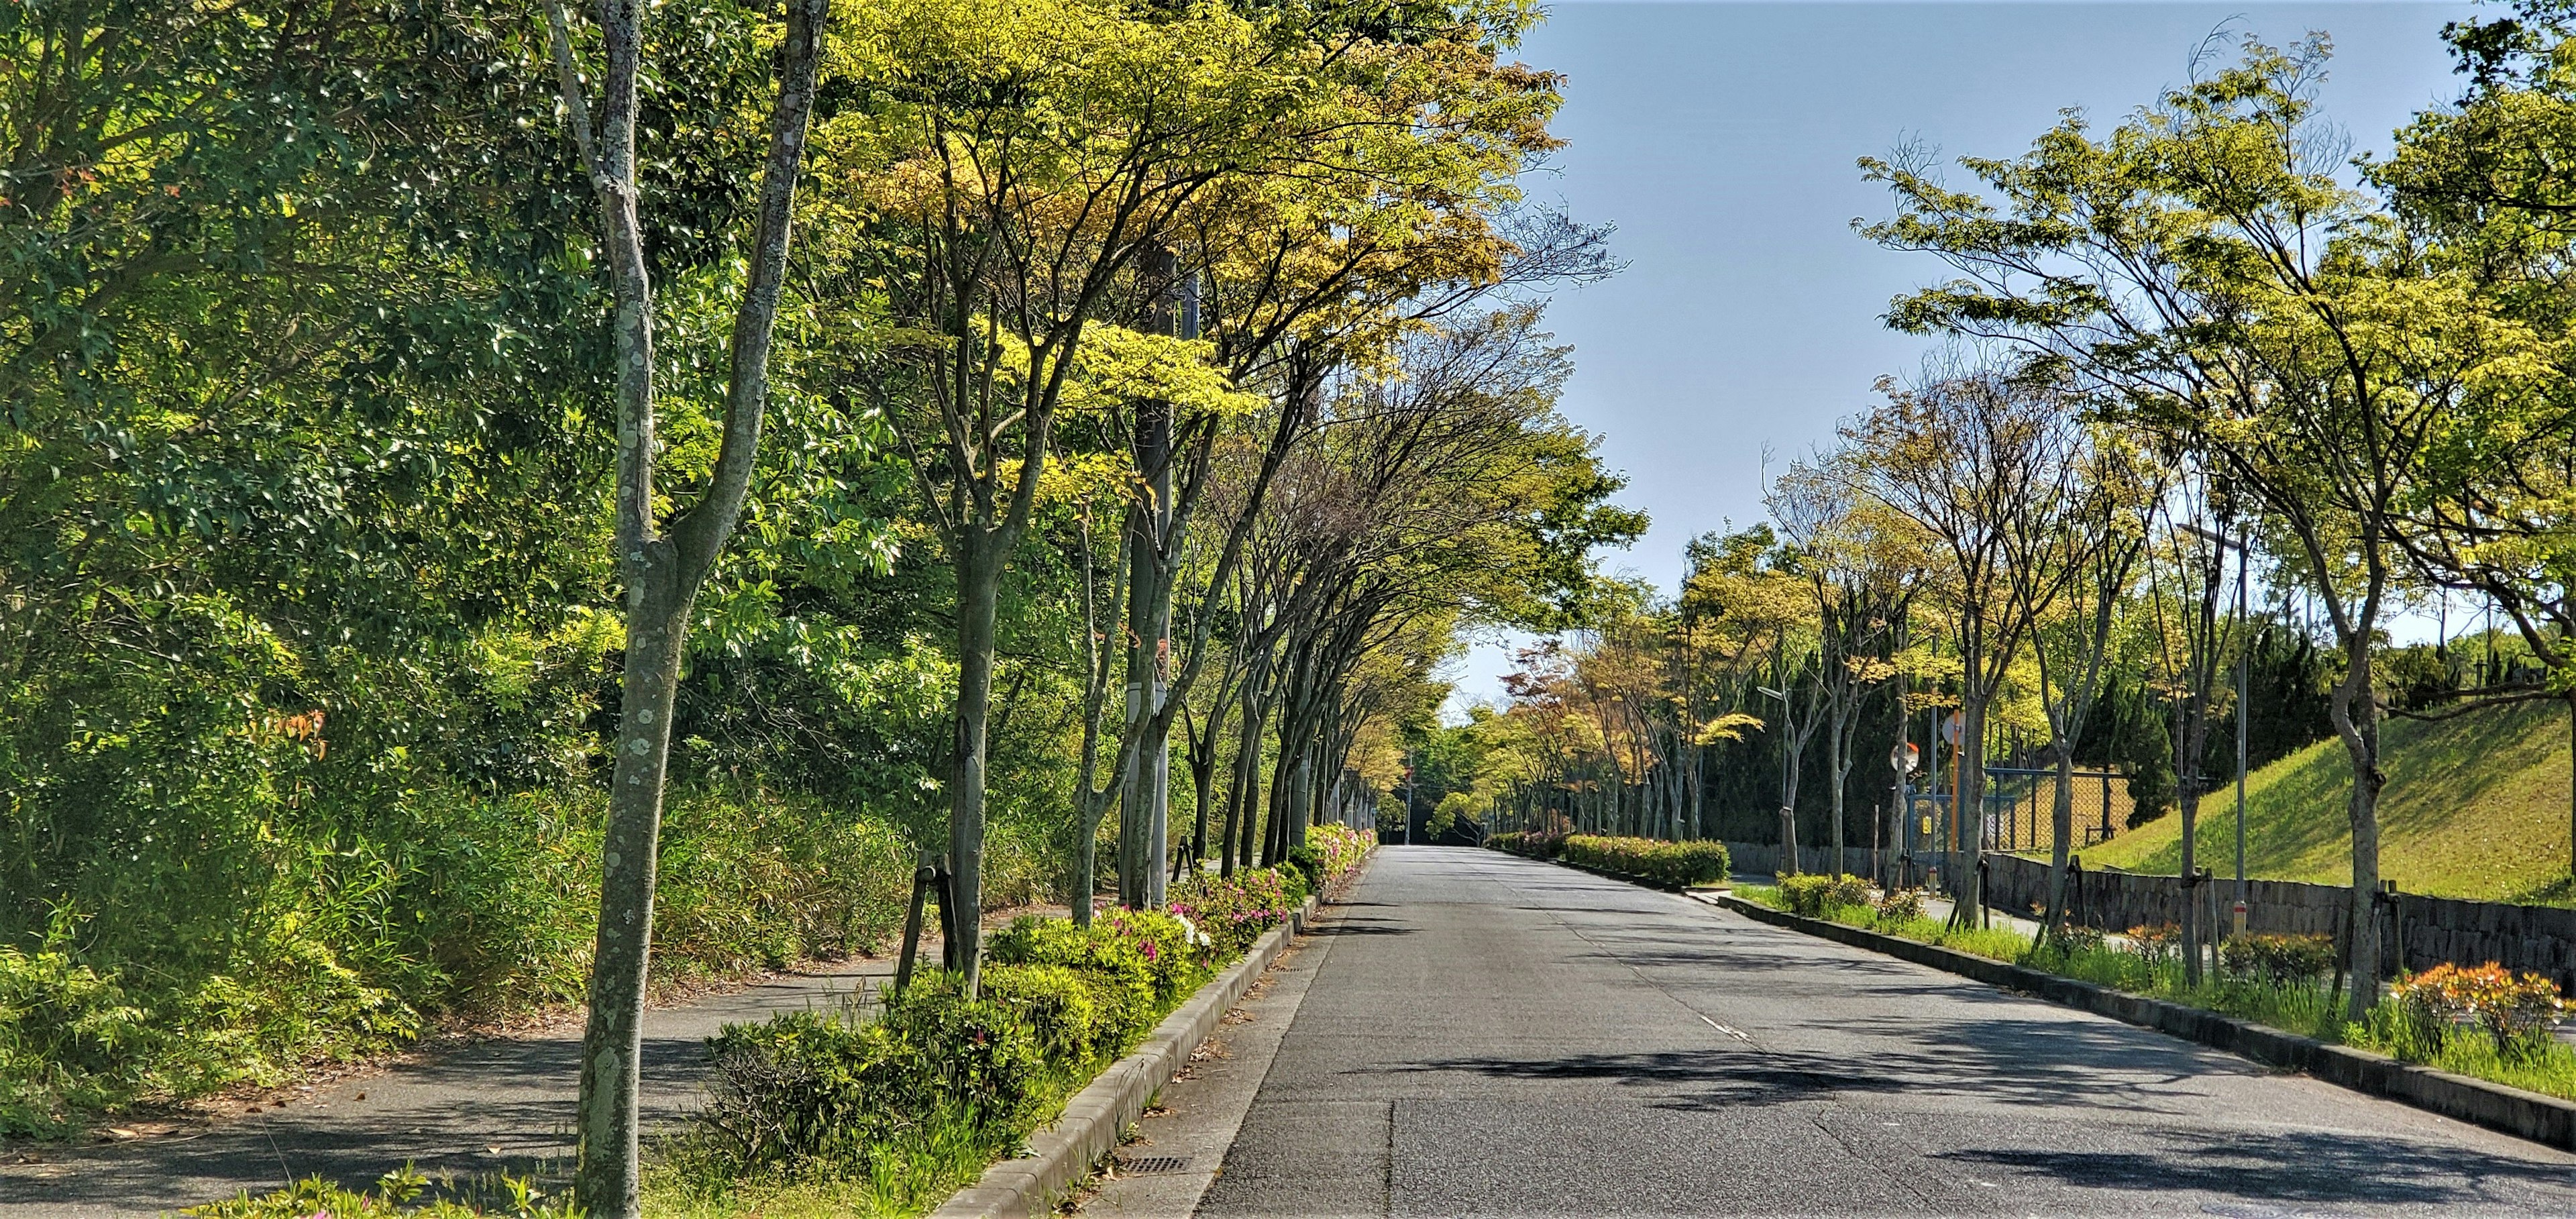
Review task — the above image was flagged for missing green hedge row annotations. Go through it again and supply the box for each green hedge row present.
[1491,833,1729,888]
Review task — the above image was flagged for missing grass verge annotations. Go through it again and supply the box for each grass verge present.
[1731,883,2576,1106]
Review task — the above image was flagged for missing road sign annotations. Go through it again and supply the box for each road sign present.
[1891,742,1921,774]
[1941,712,1964,747]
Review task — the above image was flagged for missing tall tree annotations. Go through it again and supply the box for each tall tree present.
[1845,366,2086,920]
[542,0,826,1210]
[1865,39,2544,1008]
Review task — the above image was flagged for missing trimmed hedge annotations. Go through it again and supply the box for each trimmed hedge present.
[1487,830,1566,860]
[1495,833,1728,887]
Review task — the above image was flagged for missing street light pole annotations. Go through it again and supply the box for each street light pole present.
[2185,519,2255,937]
[1759,685,1795,873]
[2233,531,2250,935]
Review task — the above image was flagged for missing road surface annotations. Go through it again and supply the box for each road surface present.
[1091,845,2576,1218]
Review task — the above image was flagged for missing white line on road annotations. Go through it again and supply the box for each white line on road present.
[1699,1014,1751,1041]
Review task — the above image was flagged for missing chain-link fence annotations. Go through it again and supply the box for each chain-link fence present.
[1899,767,2137,857]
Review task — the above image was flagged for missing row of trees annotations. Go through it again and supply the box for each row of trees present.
[1462,11,2576,1022]
[0,0,1640,1208]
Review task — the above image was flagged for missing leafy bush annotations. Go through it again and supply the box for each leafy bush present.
[696,979,1046,1175]
[1305,823,1372,885]
[2127,923,2183,967]
[1556,835,1731,887]
[1874,888,1927,922]
[1777,873,1872,917]
[2392,962,2566,1057]
[2218,933,2335,984]
[1169,867,1302,959]
[986,909,1209,1008]
[1487,830,1566,860]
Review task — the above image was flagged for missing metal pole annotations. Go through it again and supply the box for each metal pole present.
[2234,533,2250,937]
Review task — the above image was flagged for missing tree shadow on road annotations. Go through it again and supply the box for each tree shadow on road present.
[1370,1010,2257,1118]
[1938,1126,2576,1208]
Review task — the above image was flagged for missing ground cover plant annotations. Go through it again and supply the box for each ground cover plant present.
[189,1165,575,1218]
[647,842,1367,1217]
[2085,703,2576,904]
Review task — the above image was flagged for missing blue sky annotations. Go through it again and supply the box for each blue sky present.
[1444,0,2483,718]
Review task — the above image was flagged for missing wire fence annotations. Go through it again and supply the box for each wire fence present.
[1903,767,2137,856]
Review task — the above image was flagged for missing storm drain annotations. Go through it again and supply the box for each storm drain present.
[1116,1155,1188,1174]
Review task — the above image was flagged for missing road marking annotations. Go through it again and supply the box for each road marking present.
[1699,1014,1751,1041]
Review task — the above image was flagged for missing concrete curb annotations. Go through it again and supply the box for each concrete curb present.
[928,863,1358,1219]
[1707,891,2576,1153]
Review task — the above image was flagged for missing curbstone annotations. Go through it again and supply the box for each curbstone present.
[1707,890,2576,1153]
[927,859,1366,1219]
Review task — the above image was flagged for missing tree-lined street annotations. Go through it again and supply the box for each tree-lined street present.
[1111,848,2576,1216]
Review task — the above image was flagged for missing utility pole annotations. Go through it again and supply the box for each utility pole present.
[2233,527,2250,937]
[1403,746,1414,846]
[2185,519,2255,938]
[1760,684,1796,874]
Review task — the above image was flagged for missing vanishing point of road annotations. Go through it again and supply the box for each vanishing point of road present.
[1095,845,2576,1218]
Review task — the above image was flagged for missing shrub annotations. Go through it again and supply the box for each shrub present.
[1305,823,1372,886]
[1487,830,1566,860]
[1168,867,1301,959]
[696,979,1044,1175]
[2127,924,2182,967]
[2049,923,2107,955]
[1777,873,1872,918]
[2394,963,2566,1057]
[1874,888,1927,923]
[2218,934,2335,984]
[1556,835,1730,887]
[981,964,1122,1063]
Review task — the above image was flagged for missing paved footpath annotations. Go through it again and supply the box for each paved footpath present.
[1087,845,2576,1218]
[0,957,896,1216]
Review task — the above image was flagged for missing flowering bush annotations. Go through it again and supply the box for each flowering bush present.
[1168,867,1304,959]
[2127,924,2182,967]
[1557,835,1731,887]
[2394,963,2566,1056]
[1487,830,1566,860]
[987,909,1208,1006]
[1305,823,1373,886]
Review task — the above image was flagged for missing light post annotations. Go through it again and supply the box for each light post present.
[2184,521,2254,937]
[1759,686,1795,873]
[1403,746,1414,847]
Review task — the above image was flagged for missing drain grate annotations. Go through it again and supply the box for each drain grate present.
[1116,1155,1188,1175]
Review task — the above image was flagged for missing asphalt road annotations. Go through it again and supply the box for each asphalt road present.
[1189,845,2576,1218]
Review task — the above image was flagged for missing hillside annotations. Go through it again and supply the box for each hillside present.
[2078,700,2576,904]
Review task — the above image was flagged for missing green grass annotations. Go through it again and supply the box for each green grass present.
[2081,701,2576,904]
[1737,882,2576,1106]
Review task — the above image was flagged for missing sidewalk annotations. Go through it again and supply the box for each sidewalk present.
[0,957,904,1216]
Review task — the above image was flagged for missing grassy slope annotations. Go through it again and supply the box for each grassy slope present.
[2080,700,2576,904]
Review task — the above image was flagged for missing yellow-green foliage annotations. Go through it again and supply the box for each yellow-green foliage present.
[1558,835,1731,886]
[1776,873,1872,917]
[2084,702,2575,902]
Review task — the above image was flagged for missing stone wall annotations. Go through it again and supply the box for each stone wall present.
[1983,851,2576,989]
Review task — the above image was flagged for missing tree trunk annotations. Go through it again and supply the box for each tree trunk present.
[1828,721,1848,878]
[2043,745,2074,939]
[1956,680,1988,922]
[576,573,685,1219]
[555,0,822,1207]
[2334,639,2384,1020]
[949,535,1003,996]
